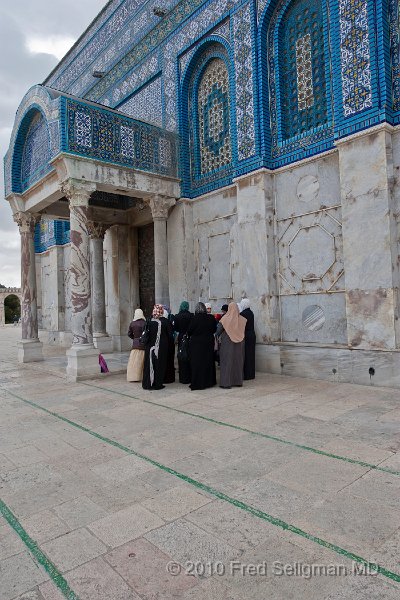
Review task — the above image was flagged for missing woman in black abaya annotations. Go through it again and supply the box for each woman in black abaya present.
[187,302,217,390]
[142,304,169,390]
[239,298,256,380]
[173,301,193,384]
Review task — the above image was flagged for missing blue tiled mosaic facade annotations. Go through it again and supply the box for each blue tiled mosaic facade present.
[5,0,400,207]
[34,220,70,254]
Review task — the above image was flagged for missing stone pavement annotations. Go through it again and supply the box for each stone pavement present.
[0,327,399,600]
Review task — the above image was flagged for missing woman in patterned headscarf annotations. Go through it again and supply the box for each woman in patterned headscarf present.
[142,304,169,390]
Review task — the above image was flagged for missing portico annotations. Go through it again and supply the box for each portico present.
[5,85,179,381]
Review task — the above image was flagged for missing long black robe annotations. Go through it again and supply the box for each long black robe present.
[241,307,256,380]
[163,317,176,384]
[187,313,217,390]
[142,319,169,390]
[173,310,193,384]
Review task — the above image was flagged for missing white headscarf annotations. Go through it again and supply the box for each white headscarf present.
[133,308,145,321]
[238,298,250,313]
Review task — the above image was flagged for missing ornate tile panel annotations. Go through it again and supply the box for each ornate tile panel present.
[179,19,230,77]
[47,0,178,98]
[109,54,160,106]
[65,98,178,177]
[117,76,163,127]
[268,0,330,154]
[198,58,232,174]
[296,34,314,110]
[233,3,256,160]
[164,0,234,131]
[20,112,52,191]
[75,112,92,147]
[186,43,233,193]
[389,0,400,111]
[87,0,209,103]
[339,0,372,116]
[257,0,268,21]
[34,220,70,254]
[46,0,126,86]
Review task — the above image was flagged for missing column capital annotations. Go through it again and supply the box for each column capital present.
[87,221,111,240]
[60,179,96,207]
[145,195,176,220]
[13,212,41,235]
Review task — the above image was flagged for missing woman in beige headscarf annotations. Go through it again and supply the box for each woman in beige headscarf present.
[217,302,247,388]
[127,308,146,382]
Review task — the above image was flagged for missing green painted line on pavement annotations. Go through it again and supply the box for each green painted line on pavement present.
[83,382,400,477]
[0,498,80,600]
[4,388,400,585]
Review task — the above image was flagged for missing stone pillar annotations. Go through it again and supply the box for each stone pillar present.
[337,126,398,349]
[61,180,99,381]
[146,195,176,307]
[13,212,43,362]
[233,170,281,373]
[87,221,113,353]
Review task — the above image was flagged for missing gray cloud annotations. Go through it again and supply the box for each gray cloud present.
[0,1,104,286]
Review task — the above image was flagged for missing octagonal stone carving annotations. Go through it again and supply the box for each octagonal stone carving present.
[288,225,335,281]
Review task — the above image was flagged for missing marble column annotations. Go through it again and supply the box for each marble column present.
[87,221,113,353]
[61,180,99,381]
[146,195,176,307]
[13,211,43,363]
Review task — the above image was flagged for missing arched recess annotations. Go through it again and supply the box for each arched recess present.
[180,39,236,197]
[3,294,21,324]
[12,106,52,193]
[258,0,333,165]
[4,85,60,197]
[0,291,22,327]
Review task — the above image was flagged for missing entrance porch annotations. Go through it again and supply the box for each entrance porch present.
[4,85,180,381]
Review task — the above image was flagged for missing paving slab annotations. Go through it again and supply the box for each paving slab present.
[88,503,165,548]
[41,527,107,572]
[0,551,49,600]
[105,538,200,599]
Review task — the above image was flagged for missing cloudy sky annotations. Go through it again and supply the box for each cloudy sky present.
[0,0,105,286]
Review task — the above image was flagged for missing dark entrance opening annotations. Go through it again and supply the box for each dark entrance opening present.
[138,223,155,319]
[4,294,21,324]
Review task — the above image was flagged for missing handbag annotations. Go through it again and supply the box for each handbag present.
[139,319,150,346]
[177,334,189,362]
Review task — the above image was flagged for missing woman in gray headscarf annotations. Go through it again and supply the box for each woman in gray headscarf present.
[238,298,256,380]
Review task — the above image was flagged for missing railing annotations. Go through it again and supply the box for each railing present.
[61,97,179,178]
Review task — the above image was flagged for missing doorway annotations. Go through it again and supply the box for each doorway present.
[4,294,21,325]
[138,224,155,319]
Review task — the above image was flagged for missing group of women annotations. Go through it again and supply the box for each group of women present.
[126,299,256,391]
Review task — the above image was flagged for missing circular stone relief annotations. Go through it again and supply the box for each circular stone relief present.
[297,175,319,202]
[302,305,325,331]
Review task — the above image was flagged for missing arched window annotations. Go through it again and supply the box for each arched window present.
[277,0,327,140]
[187,47,232,189]
[20,111,51,191]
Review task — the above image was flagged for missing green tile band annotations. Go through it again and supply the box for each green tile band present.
[83,382,400,477]
[0,499,80,600]
[4,388,400,585]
